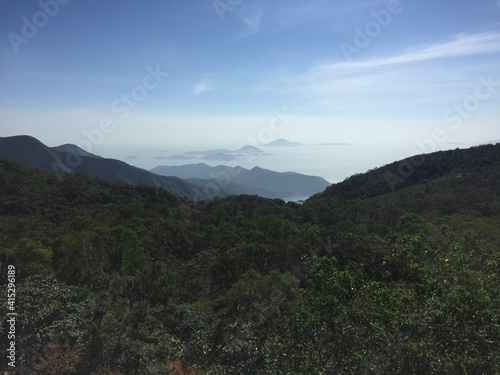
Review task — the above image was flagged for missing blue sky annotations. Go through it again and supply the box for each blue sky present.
[1,0,499,155]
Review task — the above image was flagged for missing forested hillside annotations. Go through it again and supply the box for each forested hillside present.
[313,143,500,201]
[0,136,205,200]
[0,136,330,201]
[0,144,499,374]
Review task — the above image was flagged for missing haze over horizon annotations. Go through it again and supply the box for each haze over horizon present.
[1,0,499,173]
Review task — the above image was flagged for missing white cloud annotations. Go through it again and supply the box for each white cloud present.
[192,81,212,95]
[192,84,208,95]
[283,32,500,108]
[323,31,500,72]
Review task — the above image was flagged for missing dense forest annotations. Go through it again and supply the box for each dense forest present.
[0,144,499,374]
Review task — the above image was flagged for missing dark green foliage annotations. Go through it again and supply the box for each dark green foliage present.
[313,143,500,201]
[0,144,499,374]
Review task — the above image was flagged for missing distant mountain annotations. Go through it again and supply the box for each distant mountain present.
[150,163,331,200]
[183,148,233,156]
[0,135,328,201]
[0,136,205,200]
[184,146,264,156]
[151,163,229,179]
[264,138,304,147]
[200,153,237,161]
[237,146,264,154]
[159,155,191,160]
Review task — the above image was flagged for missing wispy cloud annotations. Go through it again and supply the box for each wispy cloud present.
[274,31,500,113]
[324,31,500,72]
[192,79,213,95]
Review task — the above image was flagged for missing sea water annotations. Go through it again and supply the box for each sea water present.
[100,142,427,184]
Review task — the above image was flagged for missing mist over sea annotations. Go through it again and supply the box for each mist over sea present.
[98,142,461,184]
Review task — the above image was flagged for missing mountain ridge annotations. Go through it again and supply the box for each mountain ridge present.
[0,135,206,200]
[264,138,304,147]
[1,139,498,373]
[150,163,331,200]
[52,144,102,158]
[0,135,329,201]
[310,143,500,202]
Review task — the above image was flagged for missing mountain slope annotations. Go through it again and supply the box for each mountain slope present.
[1,142,499,373]
[264,138,304,147]
[0,135,327,201]
[0,135,69,171]
[151,163,331,199]
[0,135,204,200]
[311,143,500,201]
[52,144,102,158]
[305,144,500,227]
